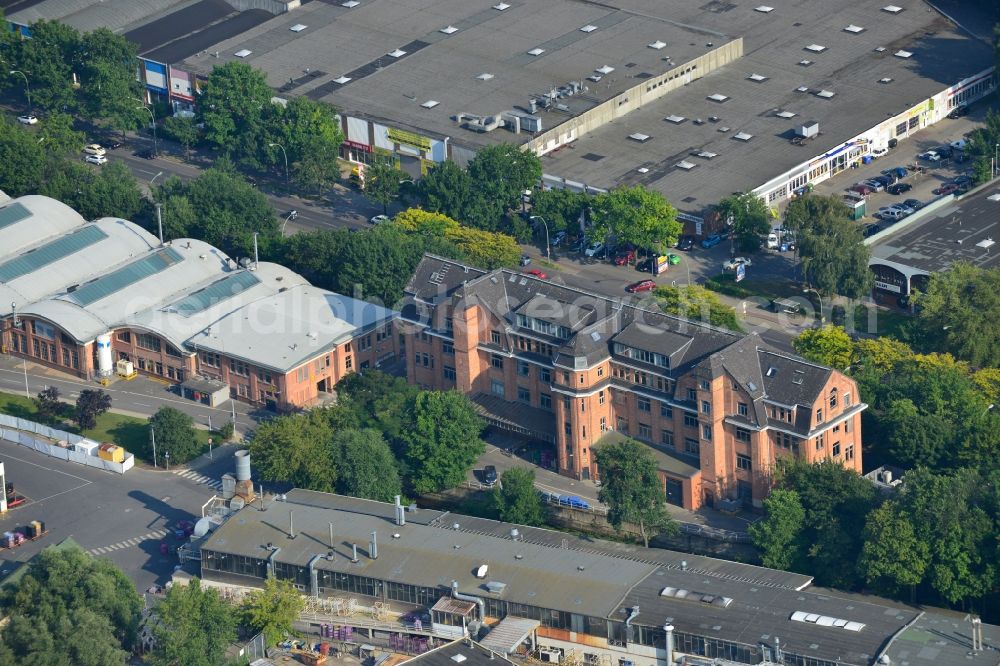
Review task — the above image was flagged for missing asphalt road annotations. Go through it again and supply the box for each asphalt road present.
[0,436,243,590]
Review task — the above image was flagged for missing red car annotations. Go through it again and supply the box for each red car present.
[932,183,959,196]
[848,183,874,196]
[626,279,657,293]
[613,249,636,266]
[524,268,547,279]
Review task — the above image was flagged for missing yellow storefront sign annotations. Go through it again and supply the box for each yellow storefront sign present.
[387,127,432,151]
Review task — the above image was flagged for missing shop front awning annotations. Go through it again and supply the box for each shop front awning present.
[479,616,540,655]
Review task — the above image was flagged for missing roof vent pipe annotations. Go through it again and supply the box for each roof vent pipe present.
[369,531,378,559]
[234,450,251,481]
[680,560,687,571]
[266,546,281,578]
[451,580,485,622]
[289,510,295,539]
[352,543,359,563]
[329,522,335,550]
[309,553,325,597]
[394,496,405,526]
[664,624,674,665]
[624,606,640,645]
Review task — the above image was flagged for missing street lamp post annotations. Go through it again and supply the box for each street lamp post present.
[281,210,296,235]
[268,142,289,190]
[150,426,157,468]
[529,215,551,258]
[135,105,158,157]
[9,70,30,110]
[994,144,999,178]
[164,450,170,472]
[802,287,825,323]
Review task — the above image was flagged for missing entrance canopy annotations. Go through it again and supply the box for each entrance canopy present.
[479,616,540,655]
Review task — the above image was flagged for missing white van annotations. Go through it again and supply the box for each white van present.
[766,232,779,249]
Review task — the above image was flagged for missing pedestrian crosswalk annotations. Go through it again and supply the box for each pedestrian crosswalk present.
[87,530,168,556]
[172,468,224,490]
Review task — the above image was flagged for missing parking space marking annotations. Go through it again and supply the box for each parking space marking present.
[86,529,168,556]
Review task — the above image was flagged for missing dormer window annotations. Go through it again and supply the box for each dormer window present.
[515,314,570,339]
[829,387,838,409]
[612,343,669,368]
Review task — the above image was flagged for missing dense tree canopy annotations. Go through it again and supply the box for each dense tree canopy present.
[748,489,806,570]
[240,577,304,647]
[151,578,236,666]
[401,391,485,493]
[528,188,589,234]
[591,186,681,251]
[654,284,741,331]
[595,437,675,547]
[75,389,111,430]
[792,325,854,370]
[149,406,201,464]
[249,409,338,492]
[716,192,771,252]
[493,467,545,526]
[784,195,873,298]
[334,428,402,502]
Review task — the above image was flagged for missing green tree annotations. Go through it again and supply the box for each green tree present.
[151,578,236,666]
[654,284,741,331]
[748,489,806,571]
[363,161,406,215]
[162,115,200,157]
[420,159,474,221]
[35,386,62,421]
[717,191,771,252]
[882,398,954,468]
[11,20,80,112]
[38,111,85,157]
[792,325,853,369]
[529,188,589,233]
[859,501,929,596]
[334,370,418,440]
[912,262,1000,368]
[0,116,46,196]
[334,429,402,502]
[149,406,200,464]
[271,97,343,189]
[240,576,304,647]
[293,147,340,195]
[197,61,273,157]
[493,467,545,526]
[591,186,680,251]
[401,391,485,493]
[467,143,542,218]
[41,160,143,221]
[595,438,674,547]
[0,543,142,660]
[77,28,144,133]
[248,410,338,491]
[448,225,521,269]
[75,389,111,430]
[784,194,873,298]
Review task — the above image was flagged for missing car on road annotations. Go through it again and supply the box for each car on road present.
[558,495,590,510]
[722,257,752,271]
[701,234,723,249]
[524,268,547,279]
[677,236,694,251]
[104,139,123,150]
[17,114,38,125]
[848,183,875,196]
[903,198,924,211]
[613,248,636,265]
[520,254,531,267]
[83,143,106,156]
[84,154,107,165]
[626,279,657,293]
[886,182,912,195]
[932,183,960,196]
[667,253,681,265]
[584,240,605,257]
[134,148,157,159]
[483,465,498,487]
[369,214,390,224]
[919,150,941,162]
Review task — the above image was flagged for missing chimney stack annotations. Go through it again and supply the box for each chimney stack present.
[351,544,359,563]
[289,511,296,539]
[394,496,406,526]
[370,531,378,559]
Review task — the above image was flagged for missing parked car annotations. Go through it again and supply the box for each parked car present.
[483,465,498,486]
[953,174,973,188]
[870,146,888,158]
[134,148,157,159]
[105,139,123,150]
[933,183,960,196]
[83,143,106,156]
[369,214,390,224]
[949,138,968,151]
[613,248,636,265]
[862,223,880,238]
[948,106,968,119]
[919,150,941,162]
[84,154,108,165]
[701,234,723,249]
[889,203,915,215]
[520,254,531,267]
[766,232,780,249]
[881,166,908,180]
[583,241,604,257]
[876,207,904,221]
[667,253,681,265]
[903,198,924,211]
[886,182,912,195]
[677,236,694,251]
[862,179,885,192]
[17,114,38,125]
[626,279,657,293]
[722,257,752,271]
[551,231,567,246]
[636,257,654,273]
[524,268,547,279]
[935,146,953,159]
[848,183,875,196]
[872,174,896,188]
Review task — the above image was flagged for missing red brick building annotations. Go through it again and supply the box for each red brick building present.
[402,255,863,509]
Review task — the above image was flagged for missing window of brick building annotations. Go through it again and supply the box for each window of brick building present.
[518,387,531,403]
[661,402,673,418]
[845,444,854,460]
[540,394,552,409]
[661,430,674,447]
[491,331,502,345]
[687,388,697,401]
[638,397,651,412]
[683,412,698,428]
[737,454,752,471]
[638,424,651,440]
[491,355,503,369]
[702,424,712,440]
[491,380,504,397]
[737,402,748,417]
[684,438,700,456]
[701,400,711,414]
[599,390,605,405]
[600,417,607,432]
[736,428,750,443]
[518,360,530,376]
[444,366,456,381]
[829,388,838,409]
[616,416,629,433]
[540,368,551,383]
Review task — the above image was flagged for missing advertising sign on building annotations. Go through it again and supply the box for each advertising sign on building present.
[735,262,746,283]
[874,280,901,293]
[654,255,669,275]
[387,127,432,151]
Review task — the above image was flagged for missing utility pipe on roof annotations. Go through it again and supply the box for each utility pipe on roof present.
[624,606,640,645]
[451,580,485,623]
[266,546,281,578]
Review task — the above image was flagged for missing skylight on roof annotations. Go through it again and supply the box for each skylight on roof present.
[676,160,697,170]
[805,44,827,52]
[388,48,406,58]
[774,110,796,118]
[894,50,913,58]
[874,46,887,52]
[708,93,729,103]
[477,73,494,80]
[451,655,467,663]
[844,24,865,33]
[493,2,510,10]
[754,5,774,12]
[528,48,545,56]
[798,59,813,66]
[648,40,666,50]
[733,132,754,141]
[440,25,458,34]
[333,75,351,84]
[580,24,597,32]
[879,77,893,84]
[748,73,768,82]
[234,49,252,58]
[882,4,903,13]
[665,115,686,123]
[815,89,836,98]
[596,65,615,75]
[628,133,651,142]
[696,150,717,159]
[421,100,439,109]
[342,0,359,6]
[290,24,307,32]
[795,86,809,92]
[977,239,995,249]
[988,193,1000,202]
[590,331,601,342]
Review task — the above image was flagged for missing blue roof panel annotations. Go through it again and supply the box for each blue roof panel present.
[0,202,31,231]
[169,271,260,317]
[70,247,183,307]
[0,225,109,283]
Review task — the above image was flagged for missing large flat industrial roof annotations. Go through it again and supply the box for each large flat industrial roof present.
[202,489,999,666]
[540,1,994,213]
[870,184,1000,274]
[177,0,728,143]
[7,0,194,34]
